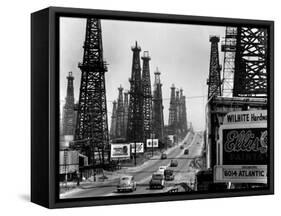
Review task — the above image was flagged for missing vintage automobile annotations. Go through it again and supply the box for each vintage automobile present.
[164,169,175,181]
[149,172,165,189]
[170,159,178,167]
[161,153,167,159]
[117,175,137,192]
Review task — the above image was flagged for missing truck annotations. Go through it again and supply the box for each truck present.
[149,172,165,189]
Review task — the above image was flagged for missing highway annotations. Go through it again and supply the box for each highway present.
[61,131,204,199]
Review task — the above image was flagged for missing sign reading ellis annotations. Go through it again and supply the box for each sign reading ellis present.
[222,128,267,165]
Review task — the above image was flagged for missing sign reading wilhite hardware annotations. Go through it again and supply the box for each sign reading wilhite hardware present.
[223,110,267,124]
[215,110,268,184]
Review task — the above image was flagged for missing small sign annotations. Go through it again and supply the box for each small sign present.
[130,142,144,153]
[146,139,159,148]
[110,144,130,158]
[214,165,267,184]
[223,110,267,125]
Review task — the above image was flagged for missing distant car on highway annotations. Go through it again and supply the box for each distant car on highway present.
[161,153,167,159]
[180,145,184,149]
[164,169,175,181]
[184,149,189,155]
[117,175,137,192]
[170,159,178,167]
[150,172,165,189]
[158,165,167,174]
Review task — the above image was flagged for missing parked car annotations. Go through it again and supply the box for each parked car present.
[161,153,167,159]
[170,159,178,167]
[180,145,184,149]
[184,149,189,155]
[164,169,175,181]
[149,172,165,189]
[117,175,137,192]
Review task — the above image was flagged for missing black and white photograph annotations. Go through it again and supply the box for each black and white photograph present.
[58,16,269,199]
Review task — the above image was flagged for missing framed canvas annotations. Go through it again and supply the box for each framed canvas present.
[31,6,274,208]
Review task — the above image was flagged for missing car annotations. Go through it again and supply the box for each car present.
[184,149,189,155]
[158,165,167,174]
[180,145,184,149]
[117,175,137,192]
[164,169,175,181]
[170,159,178,167]
[149,172,165,189]
[161,153,167,159]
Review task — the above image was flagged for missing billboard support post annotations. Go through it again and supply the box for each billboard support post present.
[134,141,137,166]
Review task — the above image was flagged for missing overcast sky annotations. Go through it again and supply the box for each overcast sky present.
[60,17,225,131]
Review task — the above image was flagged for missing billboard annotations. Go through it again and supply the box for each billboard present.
[59,150,79,174]
[146,139,159,148]
[110,143,130,158]
[214,110,268,184]
[130,142,144,153]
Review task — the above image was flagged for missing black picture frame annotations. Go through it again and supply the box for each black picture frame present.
[31,6,274,208]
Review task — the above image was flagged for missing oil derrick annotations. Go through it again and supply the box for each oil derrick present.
[152,67,164,142]
[141,51,153,142]
[221,27,237,97]
[207,36,222,99]
[115,85,126,139]
[73,18,109,165]
[168,84,177,134]
[62,72,75,136]
[179,89,188,138]
[127,41,144,143]
[233,27,268,97]
[110,101,117,140]
[123,91,129,139]
[175,90,181,135]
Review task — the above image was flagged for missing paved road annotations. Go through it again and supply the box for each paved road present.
[61,131,204,199]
